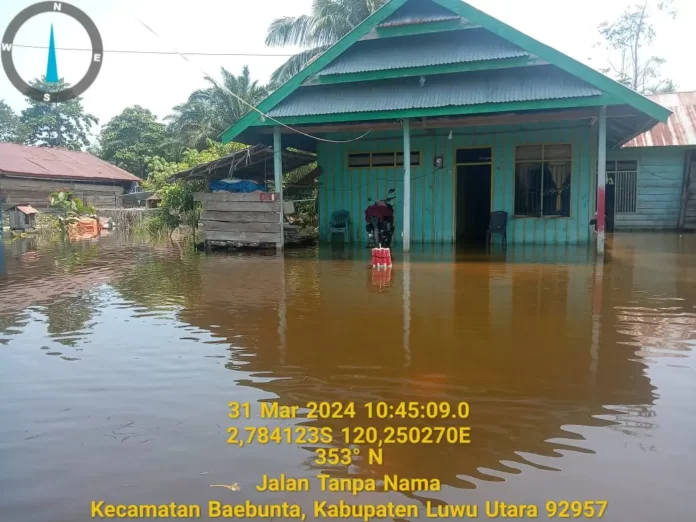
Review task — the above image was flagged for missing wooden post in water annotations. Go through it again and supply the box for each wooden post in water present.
[403,119,411,252]
[596,106,607,255]
[273,126,284,253]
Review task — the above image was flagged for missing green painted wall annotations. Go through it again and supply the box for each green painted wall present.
[607,147,689,230]
[318,122,598,244]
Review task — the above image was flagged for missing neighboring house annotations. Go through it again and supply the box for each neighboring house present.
[0,143,141,211]
[221,0,671,247]
[607,92,696,232]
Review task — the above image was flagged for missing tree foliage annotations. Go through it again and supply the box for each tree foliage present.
[141,140,247,234]
[50,190,96,216]
[166,66,267,150]
[20,77,98,149]
[99,105,168,178]
[265,0,386,87]
[0,100,26,143]
[597,0,677,94]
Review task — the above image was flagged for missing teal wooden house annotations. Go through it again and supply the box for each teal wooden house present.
[222,0,671,251]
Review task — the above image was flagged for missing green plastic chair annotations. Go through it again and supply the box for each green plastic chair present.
[329,210,350,242]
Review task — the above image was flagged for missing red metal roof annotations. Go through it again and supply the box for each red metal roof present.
[0,143,141,182]
[623,91,696,148]
[16,205,39,215]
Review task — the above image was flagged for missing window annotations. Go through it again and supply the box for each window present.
[396,152,421,167]
[607,160,638,213]
[514,144,572,217]
[347,153,370,168]
[348,151,420,168]
[456,147,492,164]
[371,152,396,167]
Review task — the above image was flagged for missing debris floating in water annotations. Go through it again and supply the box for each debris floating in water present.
[210,484,240,491]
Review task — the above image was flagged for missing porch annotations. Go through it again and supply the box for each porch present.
[315,120,599,246]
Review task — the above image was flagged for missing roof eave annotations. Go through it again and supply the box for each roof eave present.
[0,171,138,183]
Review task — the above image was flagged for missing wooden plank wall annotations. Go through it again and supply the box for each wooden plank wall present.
[608,148,687,230]
[0,176,125,209]
[194,192,282,244]
[318,122,595,244]
[683,152,696,230]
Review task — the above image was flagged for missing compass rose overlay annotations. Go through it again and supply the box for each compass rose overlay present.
[1,2,103,103]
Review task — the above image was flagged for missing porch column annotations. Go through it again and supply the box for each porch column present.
[403,253,411,368]
[403,119,411,252]
[596,106,607,255]
[273,126,284,253]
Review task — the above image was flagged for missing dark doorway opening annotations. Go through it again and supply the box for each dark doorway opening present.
[456,148,492,244]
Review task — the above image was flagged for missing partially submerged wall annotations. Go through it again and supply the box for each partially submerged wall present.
[194,192,282,246]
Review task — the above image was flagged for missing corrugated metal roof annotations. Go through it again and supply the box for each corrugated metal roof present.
[16,205,38,215]
[378,0,463,27]
[269,66,602,118]
[319,29,528,76]
[623,91,696,147]
[0,143,141,182]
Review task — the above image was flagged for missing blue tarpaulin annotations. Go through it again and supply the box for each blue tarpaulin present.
[209,180,266,193]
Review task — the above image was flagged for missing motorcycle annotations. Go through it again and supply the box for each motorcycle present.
[365,188,396,248]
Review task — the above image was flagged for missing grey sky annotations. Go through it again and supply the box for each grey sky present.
[1,0,695,141]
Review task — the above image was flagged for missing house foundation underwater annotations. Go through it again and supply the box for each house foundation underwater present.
[221,0,672,250]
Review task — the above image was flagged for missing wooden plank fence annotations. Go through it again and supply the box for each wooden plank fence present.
[194,192,282,246]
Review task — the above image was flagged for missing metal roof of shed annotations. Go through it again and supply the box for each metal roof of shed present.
[318,29,529,76]
[269,66,601,118]
[15,205,39,215]
[623,91,696,147]
[170,144,316,183]
[0,143,140,183]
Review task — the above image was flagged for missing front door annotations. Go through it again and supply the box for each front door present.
[456,148,492,244]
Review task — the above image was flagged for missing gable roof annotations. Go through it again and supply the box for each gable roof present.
[221,0,671,144]
[220,0,410,144]
[623,91,696,147]
[377,0,461,27]
[0,143,140,183]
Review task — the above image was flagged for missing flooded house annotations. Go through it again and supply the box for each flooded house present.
[0,143,141,212]
[607,91,696,232]
[219,0,673,251]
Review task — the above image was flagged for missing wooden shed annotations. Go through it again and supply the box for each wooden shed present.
[8,204,38,230]
[195,192,283,247]
[171,145,317,250]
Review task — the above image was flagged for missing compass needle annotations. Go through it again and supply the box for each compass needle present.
[46,24,58,84]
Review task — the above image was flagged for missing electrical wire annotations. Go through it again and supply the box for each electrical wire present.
[133,17,373,145]
[12,43,295,57]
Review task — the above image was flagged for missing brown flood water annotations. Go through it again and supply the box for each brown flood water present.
[1,234,695,521]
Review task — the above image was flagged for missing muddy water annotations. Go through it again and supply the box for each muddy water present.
[0,234,695,521]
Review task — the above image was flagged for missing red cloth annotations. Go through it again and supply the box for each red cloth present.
[365,202,393,221]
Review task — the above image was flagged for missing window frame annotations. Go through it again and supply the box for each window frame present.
[514,143,573,218]
[347,151,421,169]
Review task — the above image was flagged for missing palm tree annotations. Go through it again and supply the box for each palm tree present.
[266,0,387,87]
[166,66,268,149]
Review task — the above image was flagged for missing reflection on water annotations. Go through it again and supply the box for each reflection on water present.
[1,234,695,521]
